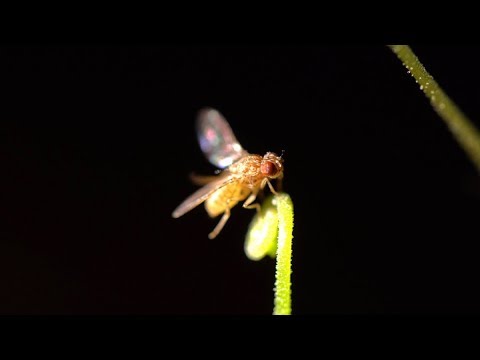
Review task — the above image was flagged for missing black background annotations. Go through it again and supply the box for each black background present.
[1,45,480,315]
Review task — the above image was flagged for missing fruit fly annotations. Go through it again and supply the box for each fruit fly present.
[171,108,284,239]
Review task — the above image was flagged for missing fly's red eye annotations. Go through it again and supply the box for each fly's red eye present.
[261,161,277,176]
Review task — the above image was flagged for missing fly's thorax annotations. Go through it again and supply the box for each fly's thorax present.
[228,154,263,179]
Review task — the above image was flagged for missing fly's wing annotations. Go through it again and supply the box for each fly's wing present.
[189,173,222,186]
[171,172,236,218]
[196,108,248,169]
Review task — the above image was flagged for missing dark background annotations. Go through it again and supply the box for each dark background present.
[1,45,480,314]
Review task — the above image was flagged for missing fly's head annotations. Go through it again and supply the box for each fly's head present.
[260,152,284,180]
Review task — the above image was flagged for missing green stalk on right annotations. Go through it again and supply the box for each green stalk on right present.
[389,45,480,173]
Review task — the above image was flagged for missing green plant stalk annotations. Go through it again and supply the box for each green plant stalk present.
[244,192,294,315]
[273,193,294,316]
[389,45,480,173]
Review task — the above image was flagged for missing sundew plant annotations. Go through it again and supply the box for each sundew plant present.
[242,45,480,316]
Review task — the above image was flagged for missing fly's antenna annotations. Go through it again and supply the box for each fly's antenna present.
[280,149,285,159]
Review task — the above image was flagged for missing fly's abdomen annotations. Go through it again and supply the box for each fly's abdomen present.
[205,182,251,218]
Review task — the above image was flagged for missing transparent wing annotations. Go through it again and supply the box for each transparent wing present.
[189,172,222,186]
[196,108,248,169]
[171,172,236,218]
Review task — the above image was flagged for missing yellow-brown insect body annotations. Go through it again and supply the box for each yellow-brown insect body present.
[204,182,251,217]
[172,107,285,239]
[205,154,263,218]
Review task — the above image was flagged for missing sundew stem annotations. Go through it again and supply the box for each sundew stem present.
[244,192,294,315]
[272,193,294,315]
[389,45,480,173]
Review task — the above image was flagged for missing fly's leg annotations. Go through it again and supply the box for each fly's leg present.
[261,178,278,195]
[208,207,231,240]
[242,191,261,213]
[276,173,283,193]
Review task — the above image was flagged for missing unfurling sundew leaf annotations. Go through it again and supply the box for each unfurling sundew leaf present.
[244,194,278,261]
